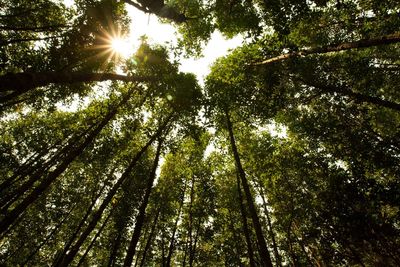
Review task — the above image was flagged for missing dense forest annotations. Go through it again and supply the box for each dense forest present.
[1,0,400,266]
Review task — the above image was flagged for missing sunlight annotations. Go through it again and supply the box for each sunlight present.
[110,37,132,59]
[91,26,137,67]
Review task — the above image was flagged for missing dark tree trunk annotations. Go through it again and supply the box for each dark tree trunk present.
[122,0,187,23]
[0,124,96,212]
[254,32,400,65]
[139,208,161,267]
[0,135,71,195]
[236,174,256,267]
[53,168,116,267]
[0,24,70,32]
[299,78,400,111]
[165,188,186,267]
[76,212,113,267]
[189,220,201,267]
[0,36,61,46]
[0,71,153,103]
[123,140,163,267]
[256,180,282,266]
[188,175,195,267]
[56,114,172,267]
[0,90,134,235]
[108,231,123,267]
[21,204,75,265]
[225,109,273,267]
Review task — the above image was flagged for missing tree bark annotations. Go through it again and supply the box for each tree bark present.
[0,24,70,32]
[225,109,273,267]
[165,188,186,267]
[76,211,113,267]
[139,208,161,267]
[21,204,75,265]
[0,124,96,212]
[53,168,116,267]
[256,180,281,266]
[108,231,123,267]
[0,89,134,234]
[253,32,400,65]
[299,78,400,111]
[236,174,256,267]
[122,0,187,23]
[123,140,163,267]
[0,35,61,46]
[58,114,172,267]
[0,71,153,103]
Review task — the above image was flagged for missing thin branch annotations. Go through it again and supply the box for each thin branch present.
[253,32,400,65]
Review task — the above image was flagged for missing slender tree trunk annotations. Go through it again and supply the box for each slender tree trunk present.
[228,213,245,267]
[53,168,116,267]
[0,90,134,234]
[21,204,75,265]
[0,135,70,193]
[225,109,273,267]
[0,71,154,103]
[139,208,161,267]
[57,115,171,267]
[76,211,113,267]
[122,0,187,23]
[188,175,195,267]
[256,180,282,266]
[123,140,163,267]
[253,32,400,65]
[189,220,201,267]
[0,124,96,211]
[298,78,400,111]
[165,189,186,267]
[0,24,70,32]
[0,35,62,46]
[236,174,256,267]
[108,230,123,267]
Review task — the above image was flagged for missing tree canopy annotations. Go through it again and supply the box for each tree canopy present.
[1,0,400,266]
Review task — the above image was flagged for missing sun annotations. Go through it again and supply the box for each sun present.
[110,37,132,59]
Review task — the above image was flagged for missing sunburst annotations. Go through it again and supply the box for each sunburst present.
[89,25,135,70]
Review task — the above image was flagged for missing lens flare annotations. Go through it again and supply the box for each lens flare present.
[110,37,132,58]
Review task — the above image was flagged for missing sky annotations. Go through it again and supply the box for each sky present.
[62,0,243,84]
[124,5,243,85]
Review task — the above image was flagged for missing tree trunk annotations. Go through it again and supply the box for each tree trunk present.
[298,78,400,111]
[236,174,256,267]
[53,168,116,267]
[139,208,161,267]
[76,211,113,267]
[253,32,400,65]
[0,36,61,46]
[256,180,282,266]
[21,204,76,265]
[122,0,187,23]
[183,173,195,267]
[108,231,123,267]
[0,71,153,103]
[0,90,134,235]
[165,188,186,267]
[188,174,195,267]
[123,140,163,267]
[189,220,201,267]
[225,109,273,267]
[57,115,171,267]
[228,213,246,267]
[0,24,70,32]
[0,124,96,212]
